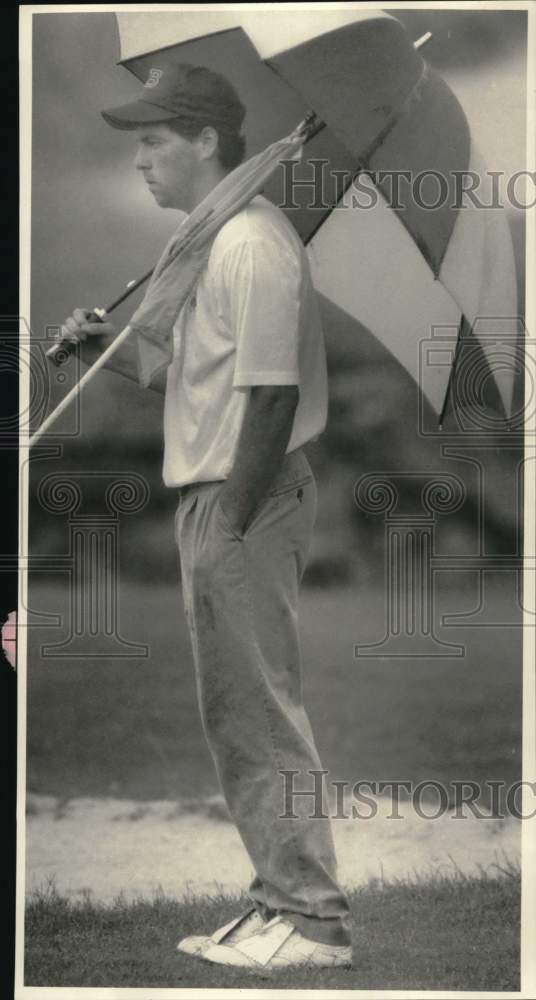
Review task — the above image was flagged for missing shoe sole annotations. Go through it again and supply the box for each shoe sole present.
[178,947,352,975]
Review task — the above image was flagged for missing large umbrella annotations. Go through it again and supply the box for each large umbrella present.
[36,8,518,446]
[113,8,518,424]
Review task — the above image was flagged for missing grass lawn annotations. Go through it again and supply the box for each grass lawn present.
[24,870,520,991]
[26,577,521,805]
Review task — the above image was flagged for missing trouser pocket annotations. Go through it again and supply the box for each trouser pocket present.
[216,453,314,543]
[267,448,313,496]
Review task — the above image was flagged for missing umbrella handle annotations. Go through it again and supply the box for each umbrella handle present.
[46,269,154,367]
[46,308,106,366]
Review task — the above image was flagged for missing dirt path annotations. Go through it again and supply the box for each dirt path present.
[25,793,520,902]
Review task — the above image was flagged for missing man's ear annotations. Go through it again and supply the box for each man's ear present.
[197,126,219,162]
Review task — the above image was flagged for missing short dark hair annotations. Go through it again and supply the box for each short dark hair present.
[165,116,246,172]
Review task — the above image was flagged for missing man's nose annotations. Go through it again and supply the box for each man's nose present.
[135,146,150,171]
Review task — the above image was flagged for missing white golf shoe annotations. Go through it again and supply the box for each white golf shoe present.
[177,907,266,957]
[180,913,352,971]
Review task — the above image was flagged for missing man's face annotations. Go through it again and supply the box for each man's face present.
[134,123,200,211]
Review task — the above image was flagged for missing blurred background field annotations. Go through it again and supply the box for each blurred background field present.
[26,575,521,806]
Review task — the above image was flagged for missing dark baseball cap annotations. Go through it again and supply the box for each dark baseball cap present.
[101,63,246,132]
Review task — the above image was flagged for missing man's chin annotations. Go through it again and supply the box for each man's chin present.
[146,188,187,212]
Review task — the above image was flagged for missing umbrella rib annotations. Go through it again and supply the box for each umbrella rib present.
[438,314,465,428]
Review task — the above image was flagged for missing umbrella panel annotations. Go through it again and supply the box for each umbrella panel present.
[271,34,470,276]
[267,16,424,162]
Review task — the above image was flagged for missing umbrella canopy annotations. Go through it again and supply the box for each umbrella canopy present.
[113,9,518,420]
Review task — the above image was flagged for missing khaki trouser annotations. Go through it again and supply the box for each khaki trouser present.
[175,448,351,946]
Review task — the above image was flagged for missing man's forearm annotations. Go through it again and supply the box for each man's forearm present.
[219,385,299,533]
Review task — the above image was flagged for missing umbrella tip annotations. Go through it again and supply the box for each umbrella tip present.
[414,31,433,50]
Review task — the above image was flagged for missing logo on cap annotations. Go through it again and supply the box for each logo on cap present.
[146,68,163,89]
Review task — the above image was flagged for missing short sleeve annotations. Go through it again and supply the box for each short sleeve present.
[220,237,301,388]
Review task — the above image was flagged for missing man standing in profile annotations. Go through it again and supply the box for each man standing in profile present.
[62,63,351,972]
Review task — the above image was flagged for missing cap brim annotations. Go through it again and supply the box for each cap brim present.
[101,99,180,131]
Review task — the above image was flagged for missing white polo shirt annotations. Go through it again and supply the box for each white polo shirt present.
[162,195,328,488]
